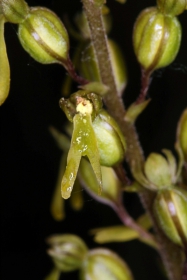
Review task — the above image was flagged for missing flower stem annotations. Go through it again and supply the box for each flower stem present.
[81,0,184,279]
[113,202,158,248]
[64,57,88,85]
[136,68,152,104]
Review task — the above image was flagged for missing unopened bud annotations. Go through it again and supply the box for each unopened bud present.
[144,152,174,188]
[133,7,181,72]
[154,188,187,248]
[80,248,134,280]
[1,0,29,23]
[47,234,88,272]
[18,7,69,64]
[157,0,187,16]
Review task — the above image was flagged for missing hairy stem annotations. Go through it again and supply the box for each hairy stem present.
[81,0,183,279]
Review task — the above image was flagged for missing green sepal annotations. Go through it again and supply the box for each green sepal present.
[59,98,76,122]
[79,158,121,206]
[51,153,67,221]
[61,113,102,199]
[162,149,177,184]
[144,153,172,188]
[0,15,10,105]
[124,99,151,124]
[90,214,158,249]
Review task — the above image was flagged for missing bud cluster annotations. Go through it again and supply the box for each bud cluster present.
[46,234,134,280]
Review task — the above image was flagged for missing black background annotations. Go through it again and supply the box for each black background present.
[1,0,187,279]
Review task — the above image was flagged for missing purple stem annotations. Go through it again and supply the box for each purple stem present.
[136,68,152,104]
[64,57,89,86]
[113,201,157,245]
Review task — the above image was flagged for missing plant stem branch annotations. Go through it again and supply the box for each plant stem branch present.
[81,0,183,279]
[113,202,157,247]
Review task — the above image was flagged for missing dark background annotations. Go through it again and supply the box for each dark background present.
[1,0,187,279]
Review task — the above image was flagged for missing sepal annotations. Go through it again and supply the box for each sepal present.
[0,15,10,105]
[79,158,121,206]
[124,99,150,124]
[144,152,174,188]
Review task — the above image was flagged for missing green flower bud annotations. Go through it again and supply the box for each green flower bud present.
[177,109,187,162]
[157,0,187,16]
[93,109,126,167]
[1,0,29,23]
[0,15,10,105]
[133,7,181,71]
[144,153,172,188]
[80,248,134,280]
[18,7,69,64]
[47,234,88,272]
[154,188,187,248]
